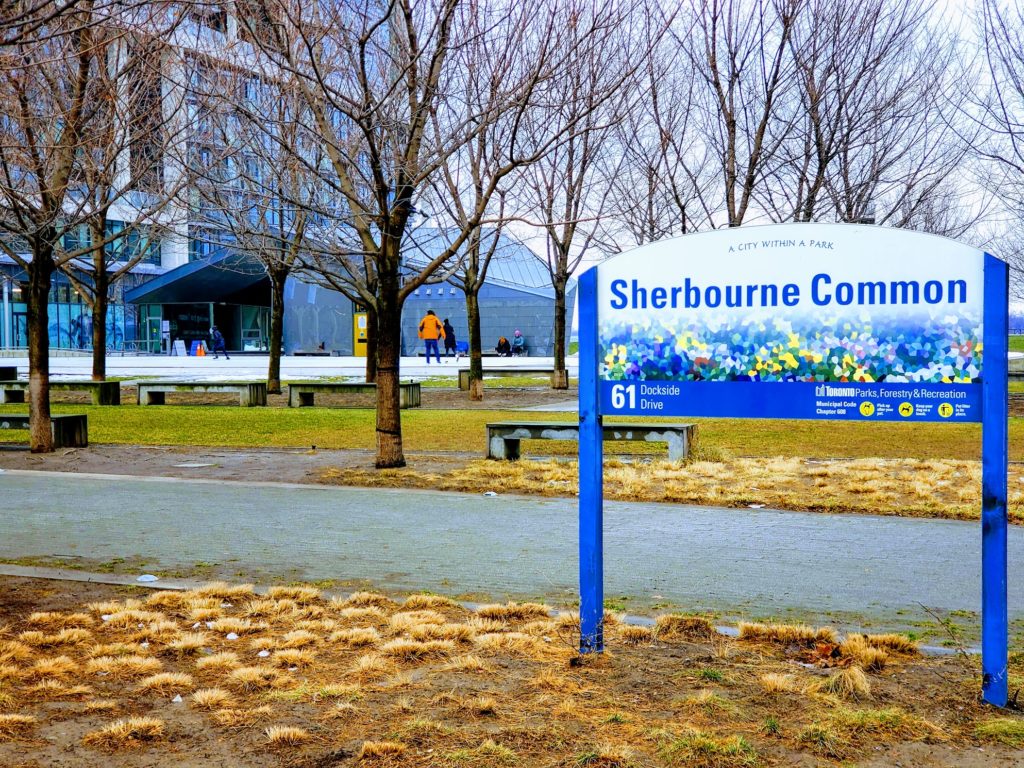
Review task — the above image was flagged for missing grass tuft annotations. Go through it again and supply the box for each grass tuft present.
[330,627,380,648]
[657,728,757,767]
[759,673,801,693]
[476,602,552,622]
[190,688,235,711]
[82,716,165,749]
[840,635,889,672]
[265,725,311,747]
[0,713,36,741]
[807,666,871,700]
[618,625,654,645]
[339,591,395,609]
[266,585,322,604]
[358,740,407,759]
[85,655,161,679]
[655,614,717,641]
[738,622,836,647]
[137,672,195,694]
[447,739,517,764]
[195,651,241,672]
[402,594,459,611]
[864,633,919,655]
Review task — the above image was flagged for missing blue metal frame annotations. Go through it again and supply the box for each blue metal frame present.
[982,253,1009,707]
[579,251,1010,707]
[578,267,603,652]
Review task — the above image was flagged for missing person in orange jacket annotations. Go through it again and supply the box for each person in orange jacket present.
[418,309,445,363]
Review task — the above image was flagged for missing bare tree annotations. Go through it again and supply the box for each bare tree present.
[239,0,620,467]
[514,2,651,389]
[676,0,803,228]
[58,30,190,380]
[0,3,182,448]
[191,65,330,393]
[597,19,718,251]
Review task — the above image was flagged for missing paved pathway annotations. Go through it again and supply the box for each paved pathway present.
[0,470,1019,628]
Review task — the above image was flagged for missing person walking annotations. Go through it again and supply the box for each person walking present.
[211,326,230,360]
[418,309,444,364]
[442,318,458,359]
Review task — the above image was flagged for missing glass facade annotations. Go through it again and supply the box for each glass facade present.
[0,268,140,351]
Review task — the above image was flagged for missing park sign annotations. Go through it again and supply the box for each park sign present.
[597,224,983,422]
[576,223,1011,706]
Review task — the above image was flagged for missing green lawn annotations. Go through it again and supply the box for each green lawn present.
[0,403,1017,460]
[1010,334,1024,353]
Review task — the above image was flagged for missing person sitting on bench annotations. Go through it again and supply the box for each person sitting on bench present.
[495,336,512,356]
[511,329,526,356]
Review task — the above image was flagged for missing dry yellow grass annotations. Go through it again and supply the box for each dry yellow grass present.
[358,740,407,759]
[189,607,223,622]
[87,599,143,615]
[265,725,311,747]
[0,713,36,741]
[243,599,295,618]
[339,591,395,609]
[618,625,655,645]
[26,655,78,680]
[208,617,257,635]
[228,666,288,691]
[410,623,475,643]
[808,666,872,700]
[350,653,391,680]
[144,591,188,609]
[88,642,139,658]
[195,651,242,672]
[23,679,93,699]
[738,622,837,647]
[103,610,166,628]
[402,594,459,610]
[841,635,889,672]
[0,640,33,664]
[190,687,235,711]
[85,655,162,678]
[330,627,380,648]
[26,611,93,629]
[864,633,919,655]
[476,602,552,621]
[444,654,491,673]
[166,632,209,655]
[272,649,316,668]
[18,628,92,647]
[760,673,802,693]
[266,585,321,604]
[655,614,717,641]
[280,629,319,648]
[379,638,455,661]
[211,705,273,727]
[137,672,195,694]
[473,632,544,656]
[336,606,387,623]
[189,582,255,600]
[324,456,1019,523]
[82,716,165,749]
[389,610,448,632]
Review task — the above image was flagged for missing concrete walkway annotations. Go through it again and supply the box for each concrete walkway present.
[0,470,1018,630]
[0,354,578,382]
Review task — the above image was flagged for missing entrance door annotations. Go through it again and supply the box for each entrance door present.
[145,317,163,354]
[12,313,27,348]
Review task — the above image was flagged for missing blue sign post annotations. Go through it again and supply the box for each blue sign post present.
[577,224,1010,706]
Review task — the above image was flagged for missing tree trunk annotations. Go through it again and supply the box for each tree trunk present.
[374,276,404,468]
[91,277,108,381]
[365,306,378,384]
[552,278,569,389]
[466,287,484,401]
[26,250,54,453]
[267,271,286,394]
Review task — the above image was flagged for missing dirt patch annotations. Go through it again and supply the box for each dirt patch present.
[0,576,1021,767]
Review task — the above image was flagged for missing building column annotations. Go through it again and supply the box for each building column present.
[2,277,9,349]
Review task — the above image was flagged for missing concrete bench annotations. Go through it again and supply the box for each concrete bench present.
[136,381,267,407]
[287,381,421,409]
[0,413,88,447]
[0,380,120,405]
[0,367,16,381]
[459,367,555,390]
[486,421,694,461]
